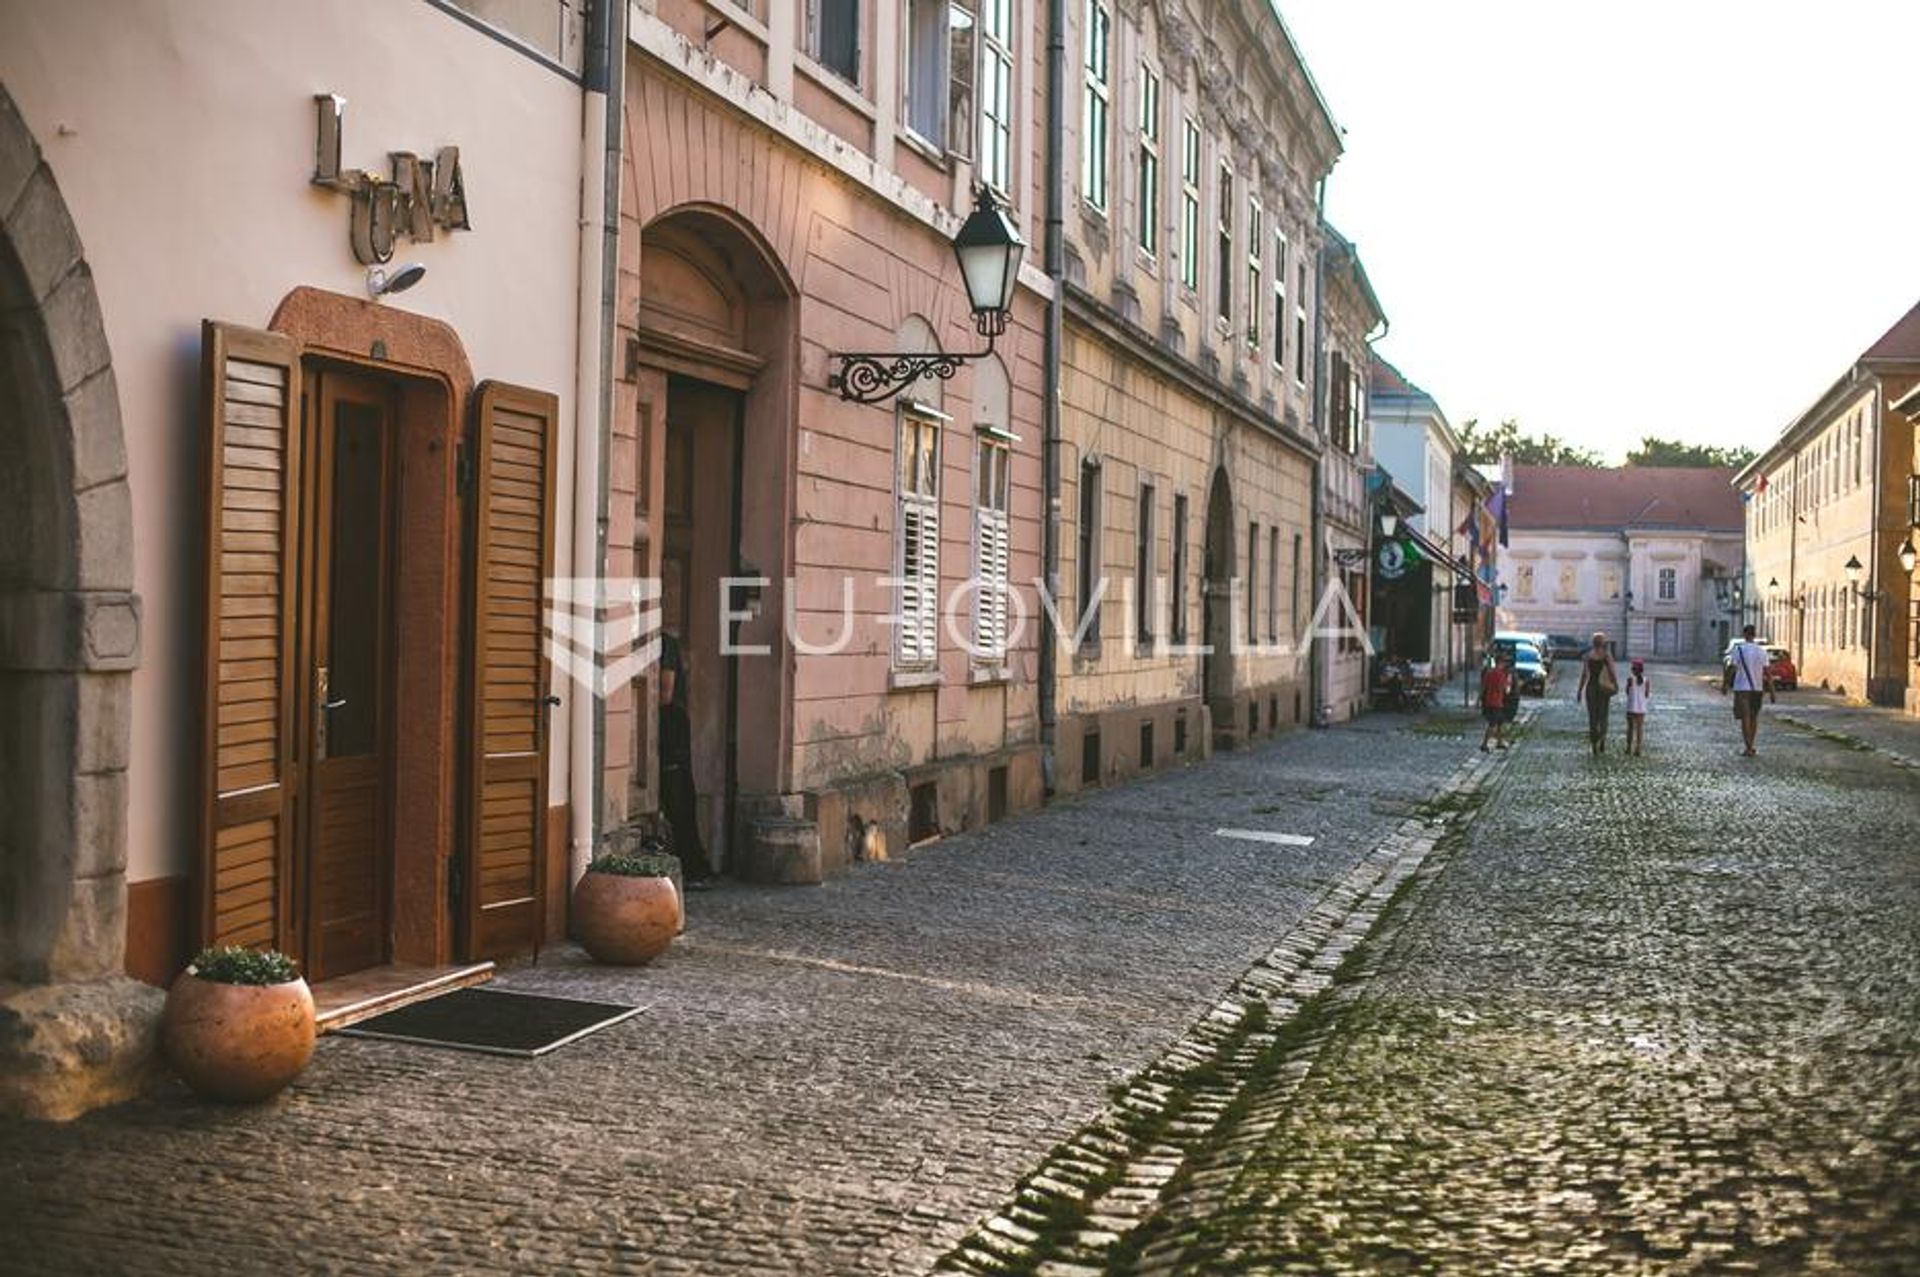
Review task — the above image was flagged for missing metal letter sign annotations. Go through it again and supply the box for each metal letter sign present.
[311,94,472,265]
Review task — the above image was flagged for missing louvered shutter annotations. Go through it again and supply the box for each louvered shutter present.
[899,496,940,666]
[198,322,303,951]
[974,507,1009,659]
[465,382,559,959]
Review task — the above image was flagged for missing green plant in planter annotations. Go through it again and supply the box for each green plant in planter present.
[586,852,679,878]
[186,945,300,985]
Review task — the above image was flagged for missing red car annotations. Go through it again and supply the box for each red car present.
[1766,646,1797,690]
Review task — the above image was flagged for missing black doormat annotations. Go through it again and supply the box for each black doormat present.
[336,988,646,1057]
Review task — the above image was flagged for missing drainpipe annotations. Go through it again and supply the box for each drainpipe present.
[571,0,624,881]
[1307,217,1328,725]
[1039,0,1065,792]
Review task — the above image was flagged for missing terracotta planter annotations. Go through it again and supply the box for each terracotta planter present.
[572,871,681,965]
[160,974,316,1103]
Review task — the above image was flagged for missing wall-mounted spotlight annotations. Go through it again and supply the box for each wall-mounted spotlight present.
[367,262,427,299]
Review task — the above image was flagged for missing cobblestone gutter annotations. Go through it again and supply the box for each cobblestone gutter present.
[934,713,1530,1276]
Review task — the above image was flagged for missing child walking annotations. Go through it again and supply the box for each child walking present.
[1623,658,1651,756]
[1479,654,1513,752]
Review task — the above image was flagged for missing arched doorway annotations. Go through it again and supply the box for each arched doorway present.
[1201,466,1237,750]
[630,205,796,874]
[0,88,154,1120]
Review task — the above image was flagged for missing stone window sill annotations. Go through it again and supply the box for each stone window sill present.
[968,664,1013,686]
[888,668,942,692]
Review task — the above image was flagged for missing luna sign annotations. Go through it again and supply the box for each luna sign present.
[311,93,471,265]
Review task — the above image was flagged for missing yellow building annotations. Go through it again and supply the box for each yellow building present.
[1737,301,1920,706]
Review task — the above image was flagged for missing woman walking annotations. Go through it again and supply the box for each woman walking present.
[1574,631,1620,756]
[1622,658,1651,756]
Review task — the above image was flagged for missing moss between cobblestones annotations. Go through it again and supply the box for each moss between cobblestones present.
[941,749,1504,1277]
[1102,872,1438,1275]
[943,1000,1274,1276]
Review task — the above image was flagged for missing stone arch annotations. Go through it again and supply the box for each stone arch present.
[637,204,799,806]
[0,85,154,1121]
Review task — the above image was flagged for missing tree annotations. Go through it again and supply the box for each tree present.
[1624,437,1757,470]
[1456,418,1603,468]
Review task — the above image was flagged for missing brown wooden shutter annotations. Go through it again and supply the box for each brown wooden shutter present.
[198,321,304,952]
[464,381,560,959]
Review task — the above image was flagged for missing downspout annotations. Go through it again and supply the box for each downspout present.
[1039,0,1065,792]
[1307,204,1328,726]
[571,0,624,882]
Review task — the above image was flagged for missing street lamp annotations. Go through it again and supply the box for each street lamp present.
[1768,577,1781,598]
[1379,511,1399,539]
[829,186,1027,403]
[1900,538,1918,576]
[1845,554,1883,601]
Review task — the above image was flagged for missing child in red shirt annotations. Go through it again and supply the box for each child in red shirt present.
[1480,655,1513,752]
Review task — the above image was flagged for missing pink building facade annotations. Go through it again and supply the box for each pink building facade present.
[604,3,1053,878]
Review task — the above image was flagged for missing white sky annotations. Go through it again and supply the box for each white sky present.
[1278,0,1920,464]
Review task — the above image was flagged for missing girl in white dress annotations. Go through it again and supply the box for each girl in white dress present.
[1623,659,1651,756]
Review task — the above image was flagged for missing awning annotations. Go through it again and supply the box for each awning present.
[1402,524,1470,581]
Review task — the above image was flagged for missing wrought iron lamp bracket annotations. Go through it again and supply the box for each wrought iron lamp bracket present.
[829,324,1002,405]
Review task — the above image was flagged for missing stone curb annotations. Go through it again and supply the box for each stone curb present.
[932,708,1534,1276]
[1775,713,1920,775]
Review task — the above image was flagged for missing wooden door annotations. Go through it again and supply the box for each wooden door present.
[302,372,396,980]
[198,322,303,953]
[464,382,559,959]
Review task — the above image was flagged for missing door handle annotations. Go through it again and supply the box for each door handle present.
[314,667,337,761]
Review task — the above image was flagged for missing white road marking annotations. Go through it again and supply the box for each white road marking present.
[1213,828,1316,847]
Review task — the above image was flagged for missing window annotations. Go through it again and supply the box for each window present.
[1658,566,1677,602]
[1178,118,1200,291]
[1246,522,1258,641]
[978,0,1013,191]
[1171,493,1189,643]
[1136,483,1155,644]
[1136,64,1160,258]
[1077,457,1103,646]
[1216,162,1233,323]
[810,0,860,84]
[895,408,942,667]
[973,436,1011,660]
[1908,473,1920,527]
[904,0,949,146]
[1293,258,1308,383]
[1272,231,1287,371]
[1267,525,1279,641]
[1080,0,1111,212]
[1291,531,1303,645]
[1246,198,1262,350]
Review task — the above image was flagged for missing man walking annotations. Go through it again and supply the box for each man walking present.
[1727,624,1774,757]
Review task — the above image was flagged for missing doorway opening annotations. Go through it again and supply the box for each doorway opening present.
[660,376,743,875]
[1202,468,1237,749]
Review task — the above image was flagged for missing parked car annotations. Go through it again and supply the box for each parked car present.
[1545,633,1587,662]
[1491,637,1549,696]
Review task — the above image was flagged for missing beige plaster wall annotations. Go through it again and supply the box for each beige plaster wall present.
[0,0,587,885]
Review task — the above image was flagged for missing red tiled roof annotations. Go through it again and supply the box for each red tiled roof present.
[1369,353,1424,397]
[1508,466,1744,533]
[1862,300,1920,363]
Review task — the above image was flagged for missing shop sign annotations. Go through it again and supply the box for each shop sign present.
[311,93,471,265]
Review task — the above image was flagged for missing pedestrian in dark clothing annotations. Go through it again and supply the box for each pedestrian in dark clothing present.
[657,630,710,885]
[1574,630,1619,756]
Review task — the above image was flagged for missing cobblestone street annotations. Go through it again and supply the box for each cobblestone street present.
[6,671,1918,1275]
[0,706,1491,1276]
[948,669,1919,1275]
